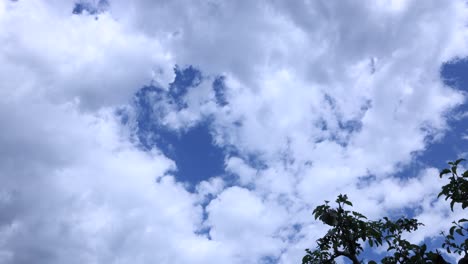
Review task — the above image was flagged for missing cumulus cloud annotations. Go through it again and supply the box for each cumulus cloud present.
[0,0,467,263]
[0,0,174,109]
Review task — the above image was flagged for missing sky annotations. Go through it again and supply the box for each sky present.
[0,0,467,263]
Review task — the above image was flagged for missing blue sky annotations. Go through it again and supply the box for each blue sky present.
[390,60,468,178]
[131,67,225,184]
[132,62,468,184]
[0,1,467,263]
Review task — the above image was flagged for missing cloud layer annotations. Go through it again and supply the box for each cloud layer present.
[0,0,467,263]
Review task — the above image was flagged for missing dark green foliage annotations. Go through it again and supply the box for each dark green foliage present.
[303,159,468,264]
[439,158,468,211]
[439,159,468,258]
[458,255,468,264]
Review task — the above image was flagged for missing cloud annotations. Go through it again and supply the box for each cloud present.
[206,186,289,263]
[1,0,468,263]
[0,0,174,109]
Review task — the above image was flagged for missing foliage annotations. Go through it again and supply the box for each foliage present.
[439,158,468,211]
[439,159,468,259]
[303,159,468,264]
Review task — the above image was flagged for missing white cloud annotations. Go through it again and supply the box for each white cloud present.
[206,186,289,263]
[0,98,211,263]
[0,0,468,263]
[0,0,174,109]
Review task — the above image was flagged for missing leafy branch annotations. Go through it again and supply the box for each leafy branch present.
[303,158,468,264]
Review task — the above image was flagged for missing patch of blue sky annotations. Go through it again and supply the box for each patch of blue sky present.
[354,59,468,262]
[213,76,228,107]
[169,65,203,107]
[363,236,454,263]
[125,59,467,196]
[399,59,468,180]
[355,60,468,263]
[72,0,109,15]
[417,59,468,167]
[130,66,226,185]
[319,94,370,147]
[259,255,281,264]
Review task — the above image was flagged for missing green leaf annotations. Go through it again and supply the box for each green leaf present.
[454,158,466,165]
[452,166,457,175]
[450,226,456,236]
[352,211,366,219]
[421,244,426,253]
[440,169,451,178]
[302,255,312,264]
[343,200,353,206]
[459,218,468,223]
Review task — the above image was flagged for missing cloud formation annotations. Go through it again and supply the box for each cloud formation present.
[0,0,467,263]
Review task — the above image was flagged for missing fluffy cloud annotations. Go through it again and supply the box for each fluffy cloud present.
[0,0,174,109]
[0,0,467,263]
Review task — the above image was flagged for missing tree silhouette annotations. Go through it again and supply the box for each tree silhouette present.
[303,159,468,264]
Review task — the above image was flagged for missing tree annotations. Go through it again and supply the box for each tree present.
[303,159,468,264]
